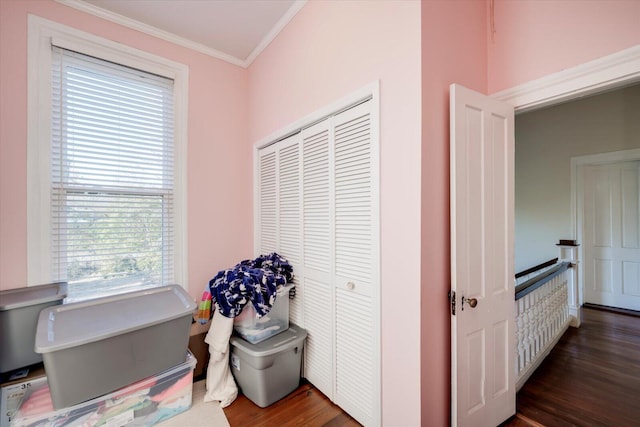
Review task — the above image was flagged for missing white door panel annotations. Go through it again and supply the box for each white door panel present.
[333,101,378,426]
[584,161,640,310]
[302,274,333,396]
[257,135,305,327]
[450,84,515,427]
[258,148,277,255]
[300,119,335,399]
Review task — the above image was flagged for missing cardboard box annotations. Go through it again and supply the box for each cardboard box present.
[0,365,47,427]
[188,321,210,380]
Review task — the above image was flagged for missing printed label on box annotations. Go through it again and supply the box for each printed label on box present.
[1,375,48,427]
[106,408,134,427]
[231,354,240,371]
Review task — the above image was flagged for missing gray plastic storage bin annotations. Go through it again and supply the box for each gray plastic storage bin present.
[11,351,197,427]
[35,285,196,409]
[230,324,307,408]
[0,283,67,374]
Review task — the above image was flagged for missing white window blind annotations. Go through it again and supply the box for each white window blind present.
[51,46,175,301]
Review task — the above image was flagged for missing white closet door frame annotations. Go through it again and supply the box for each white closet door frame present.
[253,82,381,427]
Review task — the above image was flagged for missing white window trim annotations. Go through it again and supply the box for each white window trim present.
[27,14,189,290]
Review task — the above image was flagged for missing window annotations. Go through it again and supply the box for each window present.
[28,16,188,301]
[51,47,174,300]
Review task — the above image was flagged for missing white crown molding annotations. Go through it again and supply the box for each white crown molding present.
[492,45,640,113]
[244,0,307,67]
[56,0,246,67]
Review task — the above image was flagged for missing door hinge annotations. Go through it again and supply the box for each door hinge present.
[449,290,456,316]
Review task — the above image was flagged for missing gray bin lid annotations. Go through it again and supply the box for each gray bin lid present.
[230,324,307,358]
[0,282,67,311]
[35,284,196,353]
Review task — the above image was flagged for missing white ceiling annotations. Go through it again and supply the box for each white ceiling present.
[59,0,306,67]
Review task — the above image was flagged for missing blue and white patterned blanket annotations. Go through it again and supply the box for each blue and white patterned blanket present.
[208,253,293,318]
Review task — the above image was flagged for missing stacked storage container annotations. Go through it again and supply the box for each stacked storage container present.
[1,284,67,427]
[229,284,307,407]
[232,284,294,344]
[1,284,197,427]
[34,285,196,409]
[0,283,67,376]
[230,324,307,408]
[11,352,197,427]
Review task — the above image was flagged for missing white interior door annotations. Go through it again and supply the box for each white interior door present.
[450,84,515,427]
[583,161,640,311]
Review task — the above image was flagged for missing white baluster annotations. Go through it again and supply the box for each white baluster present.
[515,265,573,388]
[523,294,532,367]
[516,299,525,375]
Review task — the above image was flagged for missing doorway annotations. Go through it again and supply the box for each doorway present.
[576,152,640,311]
[473,47,640,426]
[513,84,639,275]
[512,83,640,316]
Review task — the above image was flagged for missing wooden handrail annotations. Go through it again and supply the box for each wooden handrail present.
[515,258,558,279]
[515,261,571,300]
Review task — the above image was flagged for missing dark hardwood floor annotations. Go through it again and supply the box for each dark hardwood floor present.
[223,381,361,427]
[223,306,639,427]
[504,306,640,427]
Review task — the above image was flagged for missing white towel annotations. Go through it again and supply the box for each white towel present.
[203,310,238,408]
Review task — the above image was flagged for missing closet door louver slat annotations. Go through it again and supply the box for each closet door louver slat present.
[258,150,277,254]
[257,135,303,326]
[278,143,300,263]
[333,103,376,426]
[277,137,304,327]
[336,288,375,422]
[300,119,334,400]
[303,276,334,397]
[334,117,373,292]
[303,126,331,274]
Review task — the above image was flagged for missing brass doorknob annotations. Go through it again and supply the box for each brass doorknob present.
[461,296,478,310]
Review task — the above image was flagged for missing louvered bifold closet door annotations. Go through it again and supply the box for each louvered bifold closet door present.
[258,146,278,255]
[257,135,303,325]
[276,135,303,326]
[256,98,379,426]
[333,100,378,427]
[300,119,334,399]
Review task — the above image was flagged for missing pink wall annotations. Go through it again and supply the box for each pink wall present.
[488,0,640,93]
[421,1,488,425]
[248,1,423,425]
[3,0,635,423]
[0,0,252,299]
